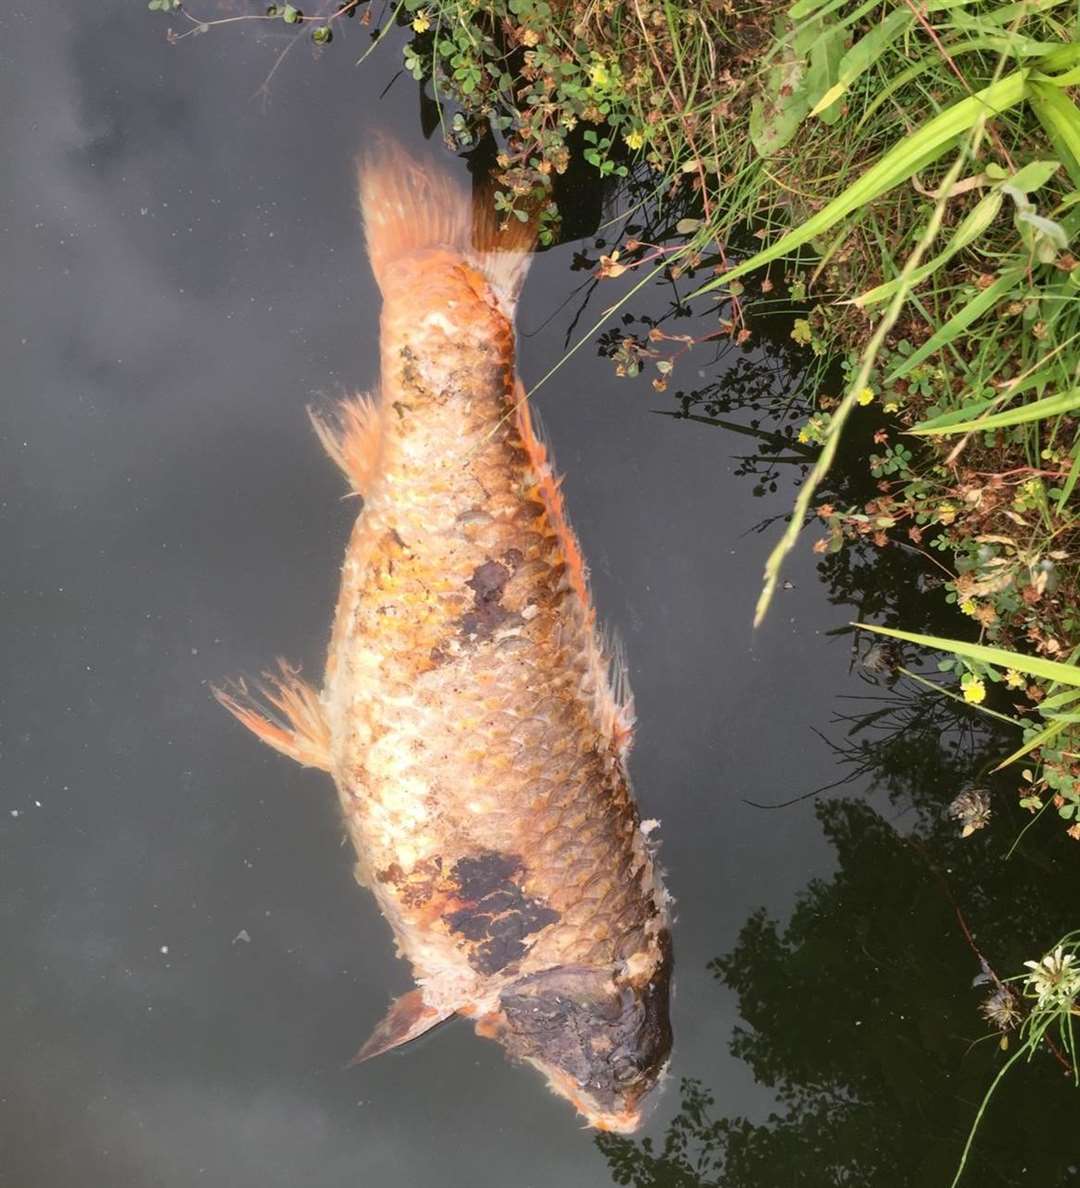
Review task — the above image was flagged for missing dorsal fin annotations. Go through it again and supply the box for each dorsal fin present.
[513,381,634,758]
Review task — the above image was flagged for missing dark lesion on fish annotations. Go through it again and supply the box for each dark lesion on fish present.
[457,551,528,644]
[444,850,560,975]
[497,934,674,1112]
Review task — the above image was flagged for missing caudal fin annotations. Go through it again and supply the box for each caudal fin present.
[358,138,535,313]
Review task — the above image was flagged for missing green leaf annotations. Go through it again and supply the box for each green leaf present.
[806,20,846,125]
[810,9,914,117]
[853,623,1080,686]
[854,190,1004,307]
[282,4,300,24]
[1006,159,1061,192]
[693,69,1029,296]
[750,28,813,157]
[1056,439,1080,507]
[907,388,1080,435]
[885,266,1025,381]
[1030,80,1080,189]
[993,717,1070,771]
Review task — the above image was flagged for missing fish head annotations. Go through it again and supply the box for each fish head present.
[483,953,672,1133]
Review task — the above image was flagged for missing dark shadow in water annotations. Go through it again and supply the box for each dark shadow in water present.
[595,673,1080,1187]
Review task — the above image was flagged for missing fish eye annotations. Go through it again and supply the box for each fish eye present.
[612,1056,640,1085]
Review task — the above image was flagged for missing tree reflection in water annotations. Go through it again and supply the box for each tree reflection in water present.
[598,676,1079,1187]
[545,216,1080,1188]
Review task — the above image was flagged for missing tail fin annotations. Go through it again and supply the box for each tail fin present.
[358,138,535,313]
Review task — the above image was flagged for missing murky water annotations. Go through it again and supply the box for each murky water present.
[4,4,1078,1185]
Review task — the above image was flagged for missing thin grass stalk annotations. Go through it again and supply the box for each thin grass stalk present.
[753,114,995,627]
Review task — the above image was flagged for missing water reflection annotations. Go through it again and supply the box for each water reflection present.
[596,677,1079,1186]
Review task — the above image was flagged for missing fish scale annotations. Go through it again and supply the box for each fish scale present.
[214,141,672,1132]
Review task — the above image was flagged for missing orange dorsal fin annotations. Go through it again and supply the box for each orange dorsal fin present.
[308,394,383,496]
[513,383,593,625]
[213,659,331,772]
[513,382,635,758]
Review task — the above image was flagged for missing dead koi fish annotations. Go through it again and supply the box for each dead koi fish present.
[215,140,672,1132]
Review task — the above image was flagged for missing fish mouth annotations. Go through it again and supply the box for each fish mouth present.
[534,1063,656,1134]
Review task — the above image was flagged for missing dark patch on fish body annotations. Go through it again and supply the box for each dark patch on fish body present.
[458,556,526,642]
[445,851,560,974]
[376,855,443,907]
[496,938,673,1114]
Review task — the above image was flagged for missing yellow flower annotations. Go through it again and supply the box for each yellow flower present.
[411,9,431,32]
[883,400,899,413]
[856,387,874,406]
[963,678,987,705]
[960,599,978,617]
[588,58,611,88]
[798,427,811,444]
[1004,669,1025,689]
[937,503,957,525]
[624,128,645,151]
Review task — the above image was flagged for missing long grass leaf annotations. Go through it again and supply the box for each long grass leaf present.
[1057,438,1080,507]
[854,190,1004,307]
[1029,81,1080,190]
[908,388,1080,435]
[1037,687,1080,710]
[853,623,1080,685]
[904,367,1056,431]
[885,266,1025,380]
[692,70,1028,296]
[992,717,1069,771]
[753,138,982,626]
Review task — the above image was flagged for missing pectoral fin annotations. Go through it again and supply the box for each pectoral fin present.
[349,988,454,1065]
[213,659,331,772]
[308,395,383,496]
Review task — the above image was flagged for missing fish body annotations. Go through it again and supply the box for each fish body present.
[216,144,672,1131]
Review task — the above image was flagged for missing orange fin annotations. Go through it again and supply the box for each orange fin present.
[513,383,593,625]
[349,988,453,1065]
[308,395,383,495]
[515,383,635,757]
[602,629,637,759]
[213,659,331,772]
[358,137,534,312]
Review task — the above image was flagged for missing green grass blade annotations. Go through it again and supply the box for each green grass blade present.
[692,69,1028,296]
[885,266,1025,380]
[1056,437,1080,507]
[992,717,1069,771]
[904,367,1056,432]
[907,388,1080,435]
[853,623,1080,685]
[853,190,1004,307]
[1029,81,1080,190]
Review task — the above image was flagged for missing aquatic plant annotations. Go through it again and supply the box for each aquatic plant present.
[949,930,1080,1187]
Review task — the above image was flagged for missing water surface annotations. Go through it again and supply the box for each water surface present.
[3,5,1077,1185]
